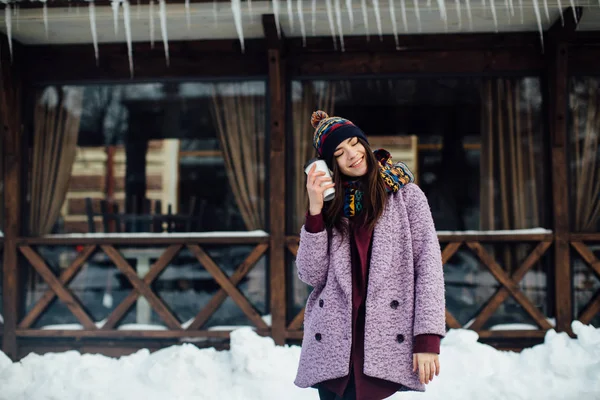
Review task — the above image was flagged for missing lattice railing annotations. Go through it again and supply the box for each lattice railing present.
[285,231,555,340]
[15,234,270,339]
[570,233,600,325]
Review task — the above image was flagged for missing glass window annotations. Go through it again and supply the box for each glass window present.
[290,78,547,233]
[30,81,267,235]
[289,77,550,328]
[569,76,600,327]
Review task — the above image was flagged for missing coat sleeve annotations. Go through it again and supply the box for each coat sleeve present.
[402,183,447,338]
[296,220,330,288]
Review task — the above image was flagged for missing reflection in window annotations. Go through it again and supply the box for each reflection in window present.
[569,77,600,327]
[32,81,267,234]
[289,77,549,328]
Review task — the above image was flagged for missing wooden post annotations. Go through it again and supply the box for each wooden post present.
[1,35,23,360]
[263,14,287,345]
[546,8,582,334]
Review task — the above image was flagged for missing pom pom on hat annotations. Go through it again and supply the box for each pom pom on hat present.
[311,110,368,167]
[311,110,329,129]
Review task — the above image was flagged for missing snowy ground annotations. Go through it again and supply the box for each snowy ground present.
[0,322,599,400]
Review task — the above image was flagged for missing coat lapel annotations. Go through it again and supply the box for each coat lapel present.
[331,227,353,300]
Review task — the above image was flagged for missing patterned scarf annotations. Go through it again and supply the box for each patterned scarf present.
[342,149,414,218]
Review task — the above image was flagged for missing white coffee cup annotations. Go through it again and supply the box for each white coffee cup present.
[304,158,335,202]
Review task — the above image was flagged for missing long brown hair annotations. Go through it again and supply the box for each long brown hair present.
[322,138,387,234]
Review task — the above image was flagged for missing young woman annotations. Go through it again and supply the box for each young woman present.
[294,111,446,400]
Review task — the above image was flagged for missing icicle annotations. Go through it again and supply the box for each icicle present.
[465,0,473,30]
[248,0,254,23]
[400,0,408,33]
[159,0,170,65]
[312,0,317,36]
[490,0,498,32]
[508,0,514,16]
[543,0,550,22]
[346,0,354,29]
[372,0,383,41]
[427,0,432,8]
[272,0,282,38]
[556,0,564,26]
[185,0,191,29]
[43,1,49,39]
[389,0,399,49]
[436,0,447,29]
[297,0,307,47]
[569,0,578,23]
[111,0,120,36]
[287,0,295,33]
[334,0,345,51]
[361,0,370,40]
[123,1,134,77]
[325,0,338,50]
[89,2,99,66]
[532,0,544,51]
[232,0,245,53]
[5,4,12,62]
[213,0,219,27]
[455,0,462,30]
[149,0,155,48]
[413,0,422,32]
[519,0,524,23]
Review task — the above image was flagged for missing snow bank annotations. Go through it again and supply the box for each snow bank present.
[0,323,599,400]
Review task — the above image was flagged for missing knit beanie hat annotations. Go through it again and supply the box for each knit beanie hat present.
[311,110,369,167]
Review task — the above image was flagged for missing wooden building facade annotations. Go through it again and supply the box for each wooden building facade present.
[1,1,599,360]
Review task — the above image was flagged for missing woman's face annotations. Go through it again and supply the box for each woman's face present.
[334,137,368,178]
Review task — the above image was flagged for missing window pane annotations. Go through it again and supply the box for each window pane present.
[569,77,600,233]
[290,78,547,232]
[31,81,266,235]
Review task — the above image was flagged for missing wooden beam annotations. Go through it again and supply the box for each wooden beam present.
[20,246,98,330]
[546,10,574,334]
[23,39,266,84]
[468,242,552,331]
[466,242,553,330]
[18,235,269,246]
[262,14,284,49]
[1,33,23,360]
[288,32,542,53]
[188,244,269,330]
[19,246,97,329]
[263,13,287,346]
[186,243,269,330]
[289,48,545,77]
[101,245,182,330]
[547,7,583,40]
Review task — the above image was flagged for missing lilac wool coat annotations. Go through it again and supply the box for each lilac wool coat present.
[294,183,446,393]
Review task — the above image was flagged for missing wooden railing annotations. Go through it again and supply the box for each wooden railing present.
[569,233,600,325]
[285,231,556,341]
[2,230,599,355]
[14,233,271,341]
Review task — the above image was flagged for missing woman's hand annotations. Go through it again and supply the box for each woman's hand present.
[306,163,334,216]
[413,353,440,384]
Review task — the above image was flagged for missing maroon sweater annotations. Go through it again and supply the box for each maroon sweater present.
[305,213,440,400]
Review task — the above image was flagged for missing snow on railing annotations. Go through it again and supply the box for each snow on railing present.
[32,230,269,240]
